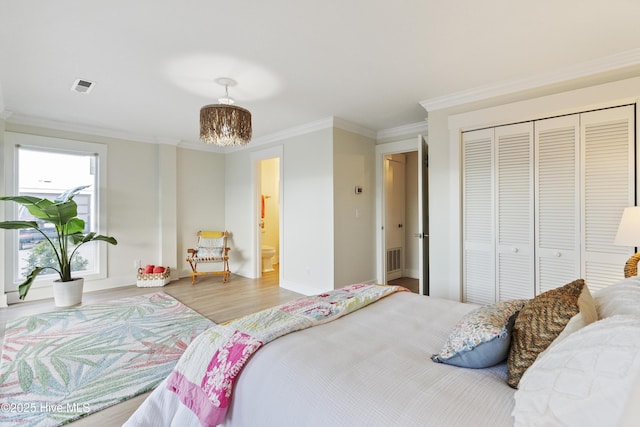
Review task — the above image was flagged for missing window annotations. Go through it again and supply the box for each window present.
[5,133,108,292]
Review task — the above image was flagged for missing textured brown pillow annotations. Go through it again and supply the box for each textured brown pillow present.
[507,279,584,388]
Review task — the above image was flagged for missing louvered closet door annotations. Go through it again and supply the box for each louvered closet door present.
[535,115,581,293]
[462,128,495,304]
[495,123,535,300]
[581,106,635,291]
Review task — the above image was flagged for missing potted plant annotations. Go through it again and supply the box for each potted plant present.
[0,185,117,306]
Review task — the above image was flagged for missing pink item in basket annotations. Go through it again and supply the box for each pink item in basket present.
[144,264,155,274]
[153,266,166,274]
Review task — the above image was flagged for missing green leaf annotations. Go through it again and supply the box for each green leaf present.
[17,360,34,391]
[66,217,85,234]
[0,195,45,204]
[0,196,54,220]
[0,220,39,230]
[18,267,48,300]
[26,316,39,332]
[92,235,118,245]
[51,356,70,387]
[34,358,51,388]
[0,366,11,385]
[1,188,117,300]
[41,200,78,226]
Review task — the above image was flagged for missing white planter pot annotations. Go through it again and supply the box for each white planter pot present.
[52,278,84,307]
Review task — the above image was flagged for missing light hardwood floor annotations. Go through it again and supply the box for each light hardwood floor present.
[0,267,301,426]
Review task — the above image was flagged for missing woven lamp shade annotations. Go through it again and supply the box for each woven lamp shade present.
[200,104,252,146]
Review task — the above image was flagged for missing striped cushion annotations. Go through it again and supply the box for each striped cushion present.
[507,279,584,388]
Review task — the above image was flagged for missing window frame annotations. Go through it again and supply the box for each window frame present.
[4,132,109,290]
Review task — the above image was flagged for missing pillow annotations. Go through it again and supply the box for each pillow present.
[507,279,591,388]
[196,247,224,258]
[513,315,640,427]
[554,279,598,342]
[594,276,640,319]
[431,299,527,368]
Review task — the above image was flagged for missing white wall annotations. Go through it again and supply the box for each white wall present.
[225,128,335,295]
[333,128,376,287]
[426,75,640,301]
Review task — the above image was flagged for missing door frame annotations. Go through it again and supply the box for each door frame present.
[384,154,407,281]
[375,136,429,292]
[251,145,284,281]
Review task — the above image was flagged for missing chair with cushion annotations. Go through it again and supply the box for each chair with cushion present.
[186,230,230,284]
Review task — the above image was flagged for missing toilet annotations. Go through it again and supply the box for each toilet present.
[261,245,276,272]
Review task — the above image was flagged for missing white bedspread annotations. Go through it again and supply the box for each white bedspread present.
[126,292,516,427]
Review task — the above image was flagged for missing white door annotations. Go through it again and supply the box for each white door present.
[376,137,429,289]
[535,114,581,293]
[495,123,535,300]
[462,128,495,304]
[418,136,430,295]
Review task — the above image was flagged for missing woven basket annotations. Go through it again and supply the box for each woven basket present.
[136,267,171,287]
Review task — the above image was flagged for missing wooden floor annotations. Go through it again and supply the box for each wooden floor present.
[0,266,301,426]
[389,276,419,294]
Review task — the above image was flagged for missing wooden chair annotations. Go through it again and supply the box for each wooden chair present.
[186,230,230,284]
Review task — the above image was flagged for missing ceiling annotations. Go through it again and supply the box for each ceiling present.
[2,1,640,150]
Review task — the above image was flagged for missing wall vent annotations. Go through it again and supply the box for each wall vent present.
[71,78,95,94]
[386,247,402,273]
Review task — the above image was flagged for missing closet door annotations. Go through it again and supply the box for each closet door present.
[581,106,635,291]
[495,123,535,300]
[535,115,581,293]
[462,128,495,304]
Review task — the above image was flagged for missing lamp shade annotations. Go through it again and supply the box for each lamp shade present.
[200,104,252,146]
[614,207,640,246]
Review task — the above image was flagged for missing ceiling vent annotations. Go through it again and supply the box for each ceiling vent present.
[71,78,95,94]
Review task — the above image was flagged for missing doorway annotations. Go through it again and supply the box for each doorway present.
[376,136,429,295]
[252,146,284,283]
[259,158,280,278]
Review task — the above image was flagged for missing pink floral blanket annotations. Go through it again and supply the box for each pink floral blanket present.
[166,284,406,426]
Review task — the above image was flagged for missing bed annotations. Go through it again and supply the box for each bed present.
[125,278,640,427]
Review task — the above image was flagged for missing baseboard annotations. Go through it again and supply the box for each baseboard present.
[280,280,331,296]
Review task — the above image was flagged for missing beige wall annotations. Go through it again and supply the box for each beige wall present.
[0,123,225,303]
[333,128,376,287]
[176,147,226,276]
[1,118,417,304]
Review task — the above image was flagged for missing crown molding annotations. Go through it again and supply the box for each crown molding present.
[377,121,428,140]
[4,112,185,146]
[332,117,377,139]
[3,111,427,153]
[249,117,335,147]
[420,48,640,112]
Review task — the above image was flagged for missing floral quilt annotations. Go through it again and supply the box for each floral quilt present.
[166,284,406,427]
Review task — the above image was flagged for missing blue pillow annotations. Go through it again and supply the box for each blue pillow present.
[431,299,527,368]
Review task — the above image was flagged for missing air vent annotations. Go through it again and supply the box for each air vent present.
[71,78,95,94]
[386,247,402,273]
